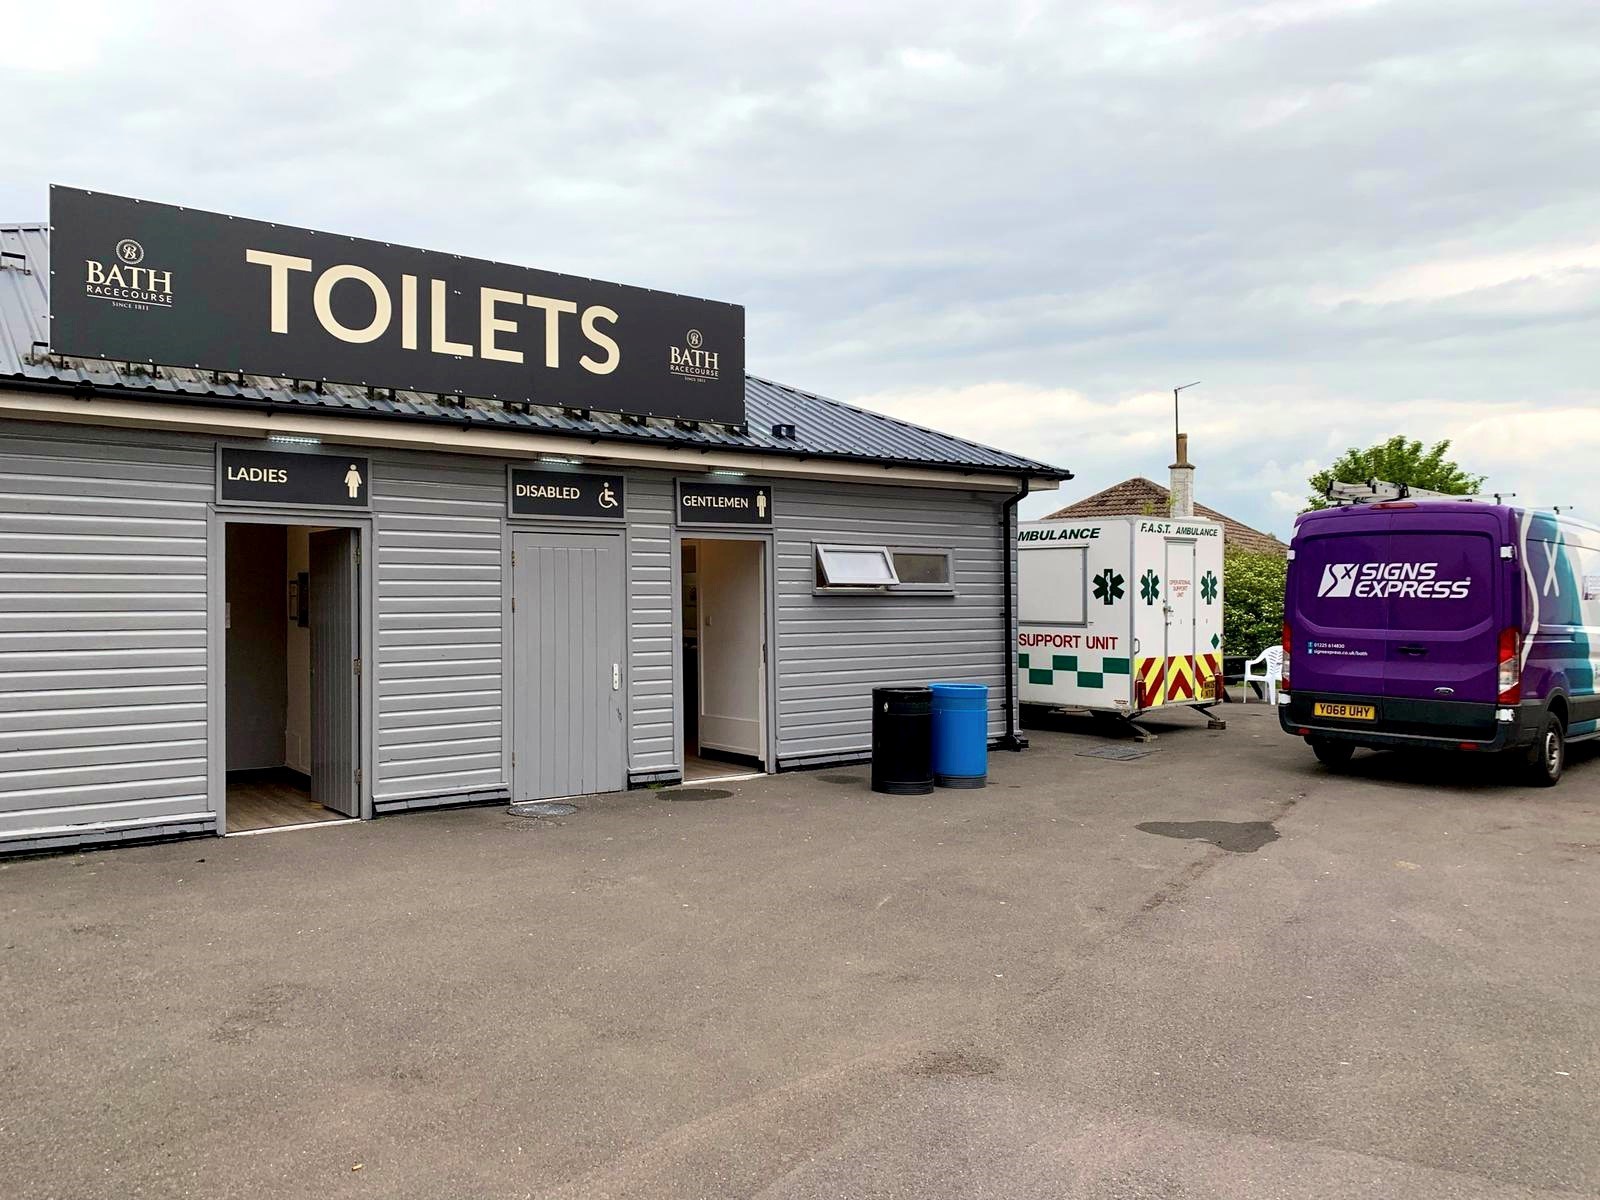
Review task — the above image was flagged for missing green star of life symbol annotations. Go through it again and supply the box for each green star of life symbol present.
[1140,569,1161,605]
[1200,570,1218,604]
[1092,568,1125,605]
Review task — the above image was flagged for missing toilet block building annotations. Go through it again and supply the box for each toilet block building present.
[0,188,1069,852]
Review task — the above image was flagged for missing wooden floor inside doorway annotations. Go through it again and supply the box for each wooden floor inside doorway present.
[684,753,763,782]
[226,778,347,833]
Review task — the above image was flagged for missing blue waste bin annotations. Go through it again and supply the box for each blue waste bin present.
[929,682,988,789]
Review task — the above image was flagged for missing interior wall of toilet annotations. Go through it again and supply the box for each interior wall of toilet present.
[225,525,287,772]
[224,524,314,777]
[285,528,312,775]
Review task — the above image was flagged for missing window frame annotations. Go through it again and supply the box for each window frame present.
[813,543,900,591]
[811,543,958,596]
[885,546,956,594]
[1017,544,1089,626]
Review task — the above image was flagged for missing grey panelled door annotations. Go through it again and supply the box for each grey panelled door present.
[309,529,361,818]
[512,531,626,800]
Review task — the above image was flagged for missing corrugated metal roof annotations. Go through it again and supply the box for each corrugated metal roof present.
[0,224,1069,480]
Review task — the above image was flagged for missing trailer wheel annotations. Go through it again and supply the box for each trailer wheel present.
[1310,738,1354,768]
[1521,711,1565,787]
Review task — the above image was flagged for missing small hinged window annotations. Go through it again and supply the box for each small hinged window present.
[815,544,900,588]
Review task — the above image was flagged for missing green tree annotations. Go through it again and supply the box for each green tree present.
[1305,436,1485,510]
[1222,547,1287,657]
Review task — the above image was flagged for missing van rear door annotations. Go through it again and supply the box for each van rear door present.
[1380,509,1502,704]
[1290,515,1392,697]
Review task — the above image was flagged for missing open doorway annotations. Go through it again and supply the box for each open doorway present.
[224,523,361,832]
[680,537,769,781]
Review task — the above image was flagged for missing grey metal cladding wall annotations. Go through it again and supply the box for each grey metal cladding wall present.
[625,473,676,777]
[773,479,1007,766]
[0,421,213,836]
[370,452,506,804]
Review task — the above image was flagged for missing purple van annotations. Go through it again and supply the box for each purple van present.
[1280,501,1599,785]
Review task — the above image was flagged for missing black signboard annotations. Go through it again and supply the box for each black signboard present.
[50,186,746,425]
[509,467,626,520]
[677,479,773,526]
[219,448,371,509]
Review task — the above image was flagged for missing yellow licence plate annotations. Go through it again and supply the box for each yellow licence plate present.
[1313,702,1376,721]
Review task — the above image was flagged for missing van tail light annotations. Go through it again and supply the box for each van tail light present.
[1497,627,1521,704]
[1280,621,1292,693]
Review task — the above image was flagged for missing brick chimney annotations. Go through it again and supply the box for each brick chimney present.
[1169,432,1195,519]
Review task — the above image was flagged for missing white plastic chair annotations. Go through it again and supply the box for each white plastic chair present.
[1242,645,1282,704]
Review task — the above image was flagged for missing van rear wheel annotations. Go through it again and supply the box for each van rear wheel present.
[1522,712,1565,787]
[1310,738,1354,768]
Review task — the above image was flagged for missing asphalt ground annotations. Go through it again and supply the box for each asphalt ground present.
[2,702,1597,1199]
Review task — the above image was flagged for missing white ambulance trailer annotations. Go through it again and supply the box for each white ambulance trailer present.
[1017,515,1226,719]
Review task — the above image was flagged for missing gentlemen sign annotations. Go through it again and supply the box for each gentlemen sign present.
[508,467,626,520]
[219,448,371,508]
[49,186,746,425]
[677,480,773,526]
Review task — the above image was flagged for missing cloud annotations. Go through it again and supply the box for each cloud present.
[1269,489,1305,515]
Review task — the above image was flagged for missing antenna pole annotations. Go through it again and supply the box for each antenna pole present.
[1172,381,1201,459]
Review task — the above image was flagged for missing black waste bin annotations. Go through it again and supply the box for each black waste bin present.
[871,686,934,795]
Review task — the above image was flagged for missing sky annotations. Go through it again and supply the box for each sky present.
[3,0,1597,534]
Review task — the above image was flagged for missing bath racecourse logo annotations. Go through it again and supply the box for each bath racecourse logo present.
[669,328,719,383]
[83,236,174,311]
[1318,562,1471,599]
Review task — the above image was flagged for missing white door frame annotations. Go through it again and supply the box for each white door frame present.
[671,529,777,774]
[1162,537,1199,665]
[206,507,376,832]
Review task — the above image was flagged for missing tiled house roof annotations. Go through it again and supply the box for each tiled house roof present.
[1046,477,1287,555]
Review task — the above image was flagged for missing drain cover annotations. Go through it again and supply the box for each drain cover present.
[1076,745,1153,761]
[666,788,733,802]
[508,801,578,817]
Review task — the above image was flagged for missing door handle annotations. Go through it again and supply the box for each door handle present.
[1397,645,1428,657]
[612,663,621,690]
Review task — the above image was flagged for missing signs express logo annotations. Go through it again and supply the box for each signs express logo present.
[1318,563,1360,598]
[669,328,720,383]
[84,237,174,311]
[1318,562,1470,600]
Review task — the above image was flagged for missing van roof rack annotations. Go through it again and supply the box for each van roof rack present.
[1322,479,1483,506]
